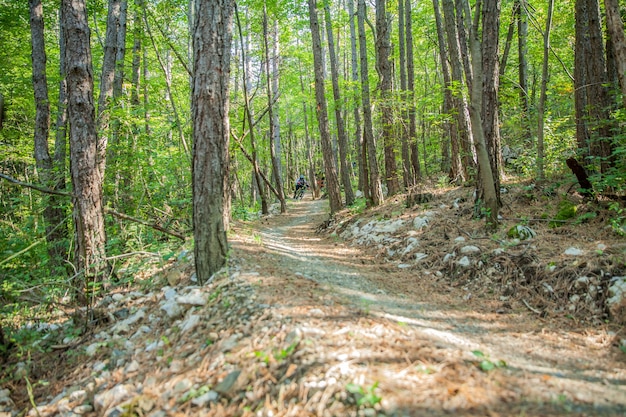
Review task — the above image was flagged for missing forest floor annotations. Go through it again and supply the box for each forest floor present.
[3,179,626,417]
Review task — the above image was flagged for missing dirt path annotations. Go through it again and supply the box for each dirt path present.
[230,196,626,416]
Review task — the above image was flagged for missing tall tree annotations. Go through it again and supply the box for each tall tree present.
[192,0,234,283]
[604,0,626,109]
[29,0,67,269]
[575,0,614,174]
[62,0,108,299]
[464,0,499,227]
[262,3,286,213]
[96,0,121,182]
[405,0,421,183]
[358,0,384,206]
[536,0,554,181]
[324,3,355,206]
[375,0,400,196]
[307,0,342,214]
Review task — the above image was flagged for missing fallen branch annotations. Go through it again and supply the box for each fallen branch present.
[522,299,542,315]
[106,209,186,241]
[0,172,71,197]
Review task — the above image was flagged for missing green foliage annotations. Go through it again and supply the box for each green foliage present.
[348,197,367,215]
[549,199,577,227]
[608,202,626,236]
[471,350,507,372]
[507,224,536,240]
[346,381,382,407]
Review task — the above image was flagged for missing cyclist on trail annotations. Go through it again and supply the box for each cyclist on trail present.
[293,175,309,199]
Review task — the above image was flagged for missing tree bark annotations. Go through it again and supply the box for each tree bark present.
[358,0,384,206]
[574,0,614,173]
[375,0,400,196]
[348,0,366,199]
[30,0,68,271]
[405,0,421,184]
[307,0,342,214]
[398,0,412,188]
[62,0,108,299]
[324,3,355,206]
[537,0,554,182]
[262,4,286,213]
[604,0,626,109]
[192,0,234,284]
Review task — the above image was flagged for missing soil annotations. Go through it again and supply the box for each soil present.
[3,181,626,417]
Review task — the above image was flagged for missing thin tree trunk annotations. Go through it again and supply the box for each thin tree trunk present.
[192,0,234,284]
[358,0,383,206]
[235,5,268,214]
[307,0,342,214]
[604,0,626,109]
[398,0,412,188]
[376,0,400,196]
[517,0,530,139]
[262,3,286,213]
[432,0,453,175]
[465,0,499,227]
[62,0,108,300]
[30,0,67,270]
[96,0,121,182]
[325,3,355,206]
[406,0,421,183]
[348,0,366,199]
[537,0,554,182]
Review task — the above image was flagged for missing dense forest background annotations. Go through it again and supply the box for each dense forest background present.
[1,0,625,338]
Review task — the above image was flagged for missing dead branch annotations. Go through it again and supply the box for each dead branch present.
[105,209,186,241]
[0,172,72,197]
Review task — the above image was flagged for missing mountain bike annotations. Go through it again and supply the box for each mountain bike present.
[294,186,307,200]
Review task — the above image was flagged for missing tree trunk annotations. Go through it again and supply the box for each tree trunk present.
[406,0,421,183]
[398,0,412,189]
[537,0,554,182]
[96,0,121,182]
[262,4,286,213]
[62,0,108,299]
[481,0,503,198]
[192,0,234,284]
[30,0,68,270]
[358,0,384,206]
[604,0,626,109]
[575,0,615,173]
[432,0,453,175]
[442,0,472,181]
[517,0,530,139]
[348,0,366,199]
[307,0,342,214]
[465,0,499,227]
[376,0,400,196]
[324,3,355,206]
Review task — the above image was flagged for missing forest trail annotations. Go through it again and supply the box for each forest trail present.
[227,194,626,416]
[10,190,626,417]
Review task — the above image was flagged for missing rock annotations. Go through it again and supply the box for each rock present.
[443,253,455,263]
[191,390,219,406]
[454,236,466,243]
[94,384,133,411]
[176,290,207,306]
[214,370,241,394]
[414,253,428,262]
[458,256,471,267]
[564,247,584,256]
[180,314,201,334]
[160,299,184,319]
[460,245,480,254]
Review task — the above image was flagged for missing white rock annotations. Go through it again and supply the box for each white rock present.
[458,256,471,267]
[413,216,430,230]
[162,287,178,300]
[176,291,207,306]
[460,245,480,254]
[454,236,466,243]
[85,343,100,357]
[160,299,184,319]
[191,390,219,406]
[355,190,364,198]
[125,360,140,373]
[564,247,584,256]
[443,253,455,263]
[414,253,428,262]
[180,314,201,334]
[398,264,412,269]
[94,385,133,411]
